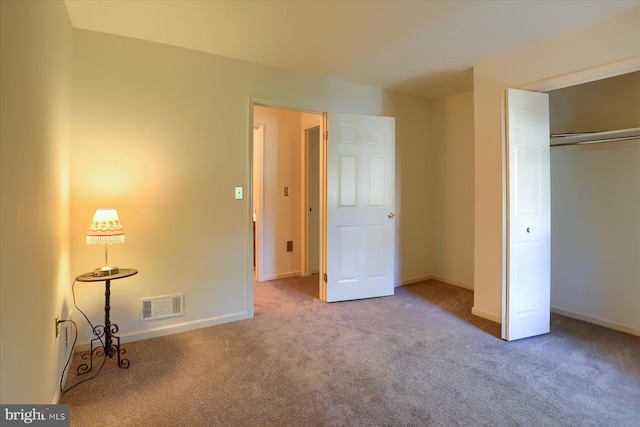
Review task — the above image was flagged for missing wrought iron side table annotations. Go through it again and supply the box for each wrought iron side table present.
[75,268,138,373]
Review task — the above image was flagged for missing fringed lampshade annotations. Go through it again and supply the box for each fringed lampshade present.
[87,209,125,276]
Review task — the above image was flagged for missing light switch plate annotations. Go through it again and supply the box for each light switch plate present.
[235,187,243,199]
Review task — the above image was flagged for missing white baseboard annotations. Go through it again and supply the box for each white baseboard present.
[55,339,75,400]
[75,311,250,352]
[429,275,474,291]
[261,271,302,281]
[469,305,640,334]
[401,276,497,323]
[551,306,640,337]
[471,306,501,323]
[398,275,431,286]
[398,275,474,291]
[401,276,494,322]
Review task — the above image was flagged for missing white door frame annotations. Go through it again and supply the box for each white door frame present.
[520,56,640,93]
[253,124,264,282]
[501,57,640,333]
[247,98,325,315]
[302,125,321,277]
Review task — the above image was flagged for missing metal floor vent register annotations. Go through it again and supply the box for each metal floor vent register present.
[140,293,184,321]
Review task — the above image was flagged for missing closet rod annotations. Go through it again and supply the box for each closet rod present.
[550,135,640,147]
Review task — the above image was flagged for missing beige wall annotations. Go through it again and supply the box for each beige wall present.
[392,96,433,285]
[70,29,432,346]
[0,1,73,403]
[472,9,640,322]
[428,91,475,289]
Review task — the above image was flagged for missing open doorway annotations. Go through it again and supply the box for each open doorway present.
[250,104,397,307]
[252,105,322,291]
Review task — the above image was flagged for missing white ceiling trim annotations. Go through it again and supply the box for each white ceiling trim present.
[522,56,640,93]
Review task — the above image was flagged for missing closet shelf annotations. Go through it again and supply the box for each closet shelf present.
[550,127,640,147]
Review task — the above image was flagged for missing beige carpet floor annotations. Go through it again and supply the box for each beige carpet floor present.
[60,276,640,426]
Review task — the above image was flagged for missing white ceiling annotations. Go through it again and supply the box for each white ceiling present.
[64,0,640,99]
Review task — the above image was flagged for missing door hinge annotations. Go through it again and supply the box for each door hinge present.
[323,273,327,282]
[324,131,328,141]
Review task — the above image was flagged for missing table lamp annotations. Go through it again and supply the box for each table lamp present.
[87,209,125,276]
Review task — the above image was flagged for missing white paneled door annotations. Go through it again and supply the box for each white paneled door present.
[321,113,395,302]
[503,88,551,341]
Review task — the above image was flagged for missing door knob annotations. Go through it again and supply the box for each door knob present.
[388,212,395,219]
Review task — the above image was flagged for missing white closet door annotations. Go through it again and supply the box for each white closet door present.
[503,88,551,341]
